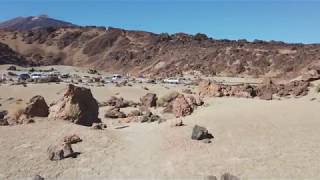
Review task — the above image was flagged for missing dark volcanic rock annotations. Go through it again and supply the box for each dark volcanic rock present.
[220,173,240,180]
[33,175,45,180]
[191,125,213,140]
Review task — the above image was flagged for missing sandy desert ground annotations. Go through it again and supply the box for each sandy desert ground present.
[0,65,320,180]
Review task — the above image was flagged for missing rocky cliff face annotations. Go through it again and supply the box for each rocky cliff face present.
[1,26,320,78]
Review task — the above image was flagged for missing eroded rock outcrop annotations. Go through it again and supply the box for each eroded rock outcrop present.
[49,84,100,126]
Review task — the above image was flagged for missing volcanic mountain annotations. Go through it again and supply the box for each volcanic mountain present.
[0,16,320,78]
[0,15,77,31]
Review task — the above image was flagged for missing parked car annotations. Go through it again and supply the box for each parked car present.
[59,73,70,79]
[103,76,112,83]
[163,77,191,84]
[18,73,30,81]
[111,74,122,81]
[31,73,43,80]
[163,77,180,84]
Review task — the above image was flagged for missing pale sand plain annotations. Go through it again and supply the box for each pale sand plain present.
[0,65,320,179]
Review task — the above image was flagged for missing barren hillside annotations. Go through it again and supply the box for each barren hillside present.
[1,26,320,78]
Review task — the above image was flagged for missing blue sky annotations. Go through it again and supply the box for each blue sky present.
[0,0,319,44]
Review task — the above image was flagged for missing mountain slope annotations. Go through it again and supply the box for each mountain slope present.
[0,26,320,78]
[0,42,28,65]
[0,15,77,31]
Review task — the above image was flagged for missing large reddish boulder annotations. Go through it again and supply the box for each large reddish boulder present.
[172,94,193,117]
[49,84,100,126]
[24,95,49,117]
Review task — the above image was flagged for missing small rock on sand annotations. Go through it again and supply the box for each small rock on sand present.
[191,125,213,141]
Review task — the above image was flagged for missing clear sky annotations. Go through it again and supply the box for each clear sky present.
[0,0,319,44]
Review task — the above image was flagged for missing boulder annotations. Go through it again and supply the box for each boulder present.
[0,110,8,120]
[63,134,82,144]
[7,65,16,71]
[33,175,45,180]
[0,110,8,126]
[172,95,193,117]
[139,111,164,123]
[173,119,184,127]
[24,95,49,117]
[191,125,213,140]
[104,107,126,119]
[47,143,74,161]
[91,122,107,129]
[220,173,240,180]
[49,84,100,126]
[140,93,157,107]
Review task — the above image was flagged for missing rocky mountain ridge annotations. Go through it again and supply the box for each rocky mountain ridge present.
[0,24,320,78]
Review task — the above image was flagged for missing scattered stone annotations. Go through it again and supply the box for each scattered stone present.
[33,175,45,180]
[24,118,35,124]
[0,110,8,126]
[105,96,138,108]
[0,110,7,119]
[49,84,100,126]
[91,122,107,129]
[63,134,82,144]
[191,125,213,140]
[87,69,98,74]
[24,95,49,117]
[140,93,157,107]
[47,143,75,161]
[127,110,142,117]
[171,119,184,127]
[7,65,17,71]
[139,111,164,123]
[220,173,240,180]
[149,114,162,122]
[104,107,126,119]
[172,94,193,117]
